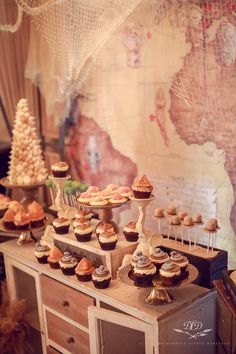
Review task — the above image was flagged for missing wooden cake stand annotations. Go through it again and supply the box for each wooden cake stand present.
[118,263,199,305]
[0,177,45,208]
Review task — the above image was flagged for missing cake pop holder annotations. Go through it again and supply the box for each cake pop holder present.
[118,263,199,305]
[181,224,195,252]
[193,222,204,248]
[203,228,218,254]
[0,177,45,208]
[77,201,130,233]
[152,215,166,235]
[130,195,155,256]
[48,175,71,212]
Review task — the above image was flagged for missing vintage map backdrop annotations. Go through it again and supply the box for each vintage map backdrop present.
[65,1,236,267]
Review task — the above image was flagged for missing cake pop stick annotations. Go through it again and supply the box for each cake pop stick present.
[188,228,192,252]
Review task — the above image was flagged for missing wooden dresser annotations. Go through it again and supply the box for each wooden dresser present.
[213,280,236,354]
[0,240,217,354]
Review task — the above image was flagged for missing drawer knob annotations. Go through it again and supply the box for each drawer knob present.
[62,300,69,307]
[66,337,75,344]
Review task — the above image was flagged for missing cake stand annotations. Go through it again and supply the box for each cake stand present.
[48,175,71,212]
[0,213,54,243]
[0,177,45,208]
[78,201,129,233]
[118,263,199,305]
[130,195,155,256]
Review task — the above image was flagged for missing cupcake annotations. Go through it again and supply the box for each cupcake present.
[106,184,119,193]
[0,197,10,218]
[170,251,189,273]
[87,186,100,197]
[8,201,24,214]
[98,229,118,250]
[77,192,93,205]
[133,256,156,287]
[132,175,153,199]
[118,186,131,198]
[159,261,181,286]
[108,194,127,205]
[102,189,114,200]
[149,247,169,270]
[52,217,70,234]
[90,196,108,207]
[34,242,50,264]
[59,252,78,275]
[123,222,139,242]
[3,209,15,229]
[51,161,69,178]
[75,209,93,220]
[47,246,63,269]
[28,201,45,228]
[130,250,143,270]
[74,221,93,242]
[73,217,88,229]
[14,211,30,230]
[96,221,114,238]
[92,265,111,289]
[75,257,95,282]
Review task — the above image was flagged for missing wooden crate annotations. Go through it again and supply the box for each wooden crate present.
[53,231,137,279]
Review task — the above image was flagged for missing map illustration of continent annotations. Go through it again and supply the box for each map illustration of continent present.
[66,0,236,267]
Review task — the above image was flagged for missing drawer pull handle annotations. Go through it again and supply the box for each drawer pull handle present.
[66,337,75,344]
[62,300,69,307]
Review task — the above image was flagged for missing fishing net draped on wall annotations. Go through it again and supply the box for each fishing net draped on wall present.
[1,0,236,123]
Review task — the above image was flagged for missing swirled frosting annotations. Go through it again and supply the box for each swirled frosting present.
[170,251,184,261]
[92,265,111,281]
[134,256,156,275]
[150,247,169,263]
[132,251,143,262]
[136,256,151,268]
[160,261,181,277]
[35,243,50,252]
[161,260,175,271]
[61,252,74,263]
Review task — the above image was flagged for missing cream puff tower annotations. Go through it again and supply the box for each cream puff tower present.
[8,98,47,185]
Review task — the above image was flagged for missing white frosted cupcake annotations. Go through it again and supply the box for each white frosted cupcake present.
[90,196,108,207]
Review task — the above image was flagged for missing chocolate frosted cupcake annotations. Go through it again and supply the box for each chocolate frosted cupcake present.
[74,221,93,242]
[98,229,118,251]
[149,247,169,270]
[75,257,95,282]
[59,252,78,275]
[52,217,70,234]
[132,175,153,199]
[133,256,156,287]
[3,209,15,229]
[51,161,69,178]
[47,246,63,269]
[159,261,181,286]
[92,265,111,289]
[170,251,189,273]
[123,222,139,242]
[34,243,50,264]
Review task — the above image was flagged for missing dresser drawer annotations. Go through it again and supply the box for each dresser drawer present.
[46,310,90,354]
[216,295,232,354]
[41,275,94,328]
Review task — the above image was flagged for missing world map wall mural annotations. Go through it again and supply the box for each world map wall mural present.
[65,0,236,267]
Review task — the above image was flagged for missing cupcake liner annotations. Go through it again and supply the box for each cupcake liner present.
[48,261,60,269]
[76,273,92,282]
[31,219,45,228]
[60,266,76,276]
[15,223,30,230]
[92,278,111,289]
[52,170,68,178]
[134,274,154,287]
[132,190,151,199]
[123,231,139,242]
[75,232,92,242]
[3,221,15,230]
[99,240,117,251]
[53,225,70,234]
[35,255,48,264]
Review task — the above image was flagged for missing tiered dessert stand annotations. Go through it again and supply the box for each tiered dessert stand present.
[129,195,155,256]
[0,177,45,208]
